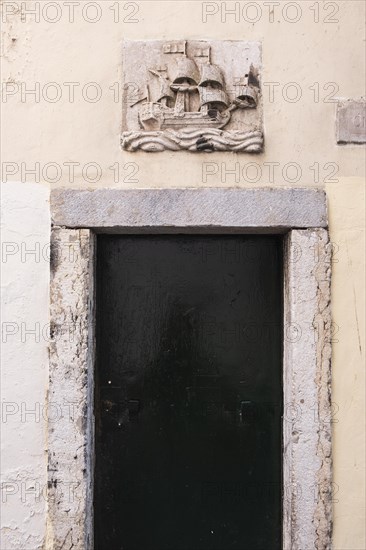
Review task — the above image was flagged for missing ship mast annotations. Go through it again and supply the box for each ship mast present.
[148,69,174,107]
[170,42,199,114]
[198,63,229,115]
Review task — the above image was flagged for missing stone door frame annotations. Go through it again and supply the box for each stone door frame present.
[48,188,332,550]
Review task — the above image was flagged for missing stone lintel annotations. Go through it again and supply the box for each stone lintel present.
[51,188,327,233]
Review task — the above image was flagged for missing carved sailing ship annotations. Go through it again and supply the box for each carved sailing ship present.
[122,40,263,152]
[137,53,258,132]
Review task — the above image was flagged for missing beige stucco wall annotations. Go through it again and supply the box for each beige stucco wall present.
[1,1,365,548]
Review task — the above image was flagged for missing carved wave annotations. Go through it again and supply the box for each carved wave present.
[121,129,264,152]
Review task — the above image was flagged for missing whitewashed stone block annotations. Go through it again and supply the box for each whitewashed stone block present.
[337,99,366,144]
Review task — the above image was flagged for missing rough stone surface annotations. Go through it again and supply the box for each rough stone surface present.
[47,228,95,550]
[283,229,332,550]
[51,188,328,232]
[337,99,366,143]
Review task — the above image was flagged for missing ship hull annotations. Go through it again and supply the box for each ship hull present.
[139,102,230,131]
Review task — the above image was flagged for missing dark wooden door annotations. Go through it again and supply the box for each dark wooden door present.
[95,235,282,550]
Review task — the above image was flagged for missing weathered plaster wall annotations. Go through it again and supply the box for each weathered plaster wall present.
[1,1,365,548]
[327,179,365,549]
[1,1,365,188]
[1,183,50,549]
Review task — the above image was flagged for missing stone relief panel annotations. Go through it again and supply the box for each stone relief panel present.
[121,40,263,152]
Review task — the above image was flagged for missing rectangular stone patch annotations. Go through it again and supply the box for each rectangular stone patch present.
[337,99,366,144]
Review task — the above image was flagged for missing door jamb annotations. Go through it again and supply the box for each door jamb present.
[48,188,332,550]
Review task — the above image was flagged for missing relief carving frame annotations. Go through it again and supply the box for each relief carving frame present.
[121,40,264,153]
[48,188,332,550]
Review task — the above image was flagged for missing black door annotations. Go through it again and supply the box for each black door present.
[95,235,282,550]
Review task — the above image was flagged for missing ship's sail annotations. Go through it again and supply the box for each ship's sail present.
[234,84,258,108]
[198,63,228,111]
[148,70,174,104]
[199,87,229,111]
[198,64,225,90]
[172,57,200,85]
[232,67,259,108]
[157,84,174,103]
[156,78,175,104]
